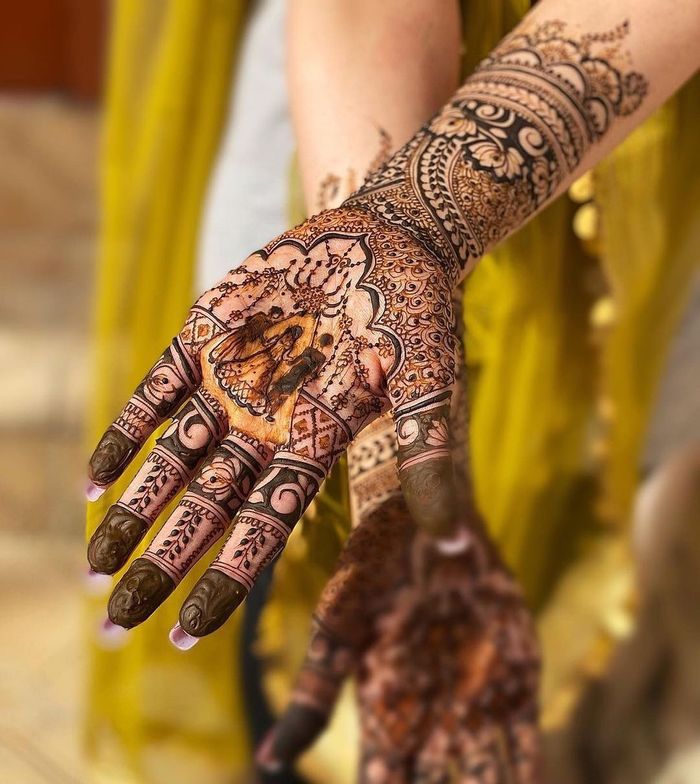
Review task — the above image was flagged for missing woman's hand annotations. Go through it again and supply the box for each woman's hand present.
[256,489,541,782]
[87,206,462,636]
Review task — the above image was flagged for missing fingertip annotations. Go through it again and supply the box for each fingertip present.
[399,458,459,538]
[255,731,284,773]
[108,559,176,628]
[179,570,248,637]
[88,427,138,487]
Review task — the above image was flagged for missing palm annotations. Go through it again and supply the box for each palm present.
[88,206,460,635]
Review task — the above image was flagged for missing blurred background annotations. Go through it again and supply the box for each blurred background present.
[1,1,699,783]
[0,1,105,782]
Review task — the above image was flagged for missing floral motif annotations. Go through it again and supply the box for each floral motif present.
[425,417,449,448]
[469,137,525,179]
[430,106,477,139]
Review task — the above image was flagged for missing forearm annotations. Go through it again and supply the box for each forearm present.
[348,0,700,280]
[287,0,462,211]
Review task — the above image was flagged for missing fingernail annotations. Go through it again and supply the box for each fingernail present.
[84,568,113,595]
[97,616,129,649]
[169,623,199,651]
[434,527,471,556]
[86,481,106,502]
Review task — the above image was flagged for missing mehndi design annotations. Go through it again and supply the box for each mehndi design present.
[259,447,541,782]
[88,20,647,637]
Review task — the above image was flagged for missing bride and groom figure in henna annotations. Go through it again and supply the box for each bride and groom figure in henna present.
[86,221,459,637]
[205,306,330,442]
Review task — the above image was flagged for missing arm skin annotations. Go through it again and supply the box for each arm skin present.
[87,0,699,645]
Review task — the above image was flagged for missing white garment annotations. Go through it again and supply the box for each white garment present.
[196,0,293,291]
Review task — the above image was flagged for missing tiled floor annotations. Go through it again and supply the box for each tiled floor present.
[0,95,98,782]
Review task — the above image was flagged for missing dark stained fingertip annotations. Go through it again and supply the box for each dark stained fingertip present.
[258,704,328,769]
[400,457,459,538]
[179,569,248,637]
[107,558,176,628]
[87,506,149,574]
[88,427,139,487]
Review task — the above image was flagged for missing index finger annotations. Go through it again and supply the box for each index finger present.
[87,313,215,493]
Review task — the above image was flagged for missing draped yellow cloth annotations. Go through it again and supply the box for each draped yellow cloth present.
[86,0,700,780]
[85,3,253,782]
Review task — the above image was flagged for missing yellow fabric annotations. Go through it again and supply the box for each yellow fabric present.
[596,78,700,518]
[85,3,250,782]
[87,0,700,780]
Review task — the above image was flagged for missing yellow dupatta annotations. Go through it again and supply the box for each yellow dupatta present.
[85,3,252,781]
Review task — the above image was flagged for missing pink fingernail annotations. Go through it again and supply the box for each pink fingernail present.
[434,528,471,556]
[84,568,113,595]
[169,624,199,651]
[97,617,129,649]
[86,481,106,502]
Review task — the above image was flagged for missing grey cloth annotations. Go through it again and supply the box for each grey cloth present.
[197,0,293,291]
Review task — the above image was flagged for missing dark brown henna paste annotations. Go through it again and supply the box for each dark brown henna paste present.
[88,427,140,487]
[260,704,328,771]
[88,506,149,574]
[108,558,176,628]
[179,569,248,637]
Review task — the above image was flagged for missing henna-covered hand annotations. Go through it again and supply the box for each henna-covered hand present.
[87,18,647,639]
[257,463,541,782]
[88,207,462,635]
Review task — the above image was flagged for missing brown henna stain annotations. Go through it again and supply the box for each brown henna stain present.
[179,569,247,637]
[261,704,328,770]
[89,427,139,486]
[400,458,459,537]
[88,506,149,574]
[267,346,326,415]
[108,558,175,628]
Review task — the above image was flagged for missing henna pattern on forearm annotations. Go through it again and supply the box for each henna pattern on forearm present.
[348,20,648,278]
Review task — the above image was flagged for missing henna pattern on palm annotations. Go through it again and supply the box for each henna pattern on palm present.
[88,19,647,637]
[89,211,460,631]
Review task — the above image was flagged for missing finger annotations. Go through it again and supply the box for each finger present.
[257,496,405,772]
[256,617,353,774]
[106,429,274,628]
[87,303,227,491]
[87,392,226,574]
[179,394,349,638]
[393,389,460,538]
